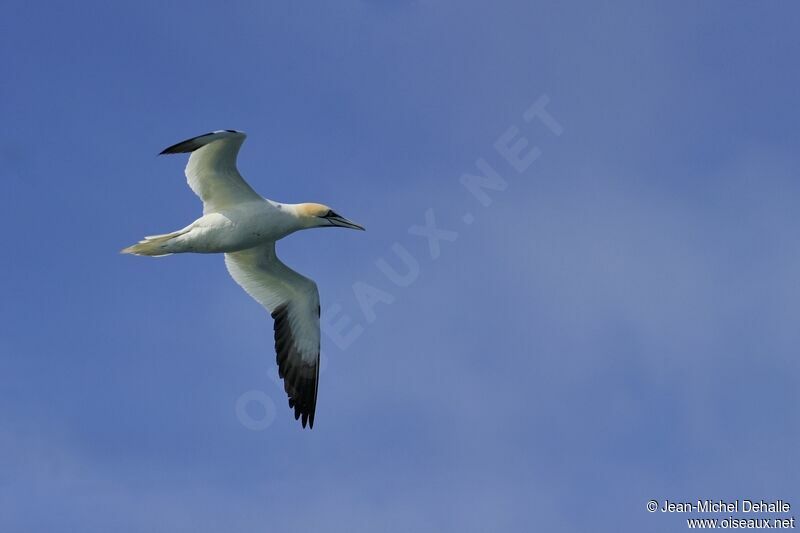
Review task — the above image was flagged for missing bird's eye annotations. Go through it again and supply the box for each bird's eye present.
[323,210,339,219]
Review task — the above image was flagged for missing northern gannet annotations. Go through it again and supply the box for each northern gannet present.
[123,130,364,429]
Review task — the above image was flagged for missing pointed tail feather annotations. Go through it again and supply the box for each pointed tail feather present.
[121,229,188,257]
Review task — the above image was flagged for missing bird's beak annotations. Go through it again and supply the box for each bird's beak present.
[329,215,365,231]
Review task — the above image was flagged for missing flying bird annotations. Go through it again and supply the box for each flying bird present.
[123,130,364,429]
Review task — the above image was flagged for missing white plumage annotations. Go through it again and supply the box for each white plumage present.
[123,130,364,428]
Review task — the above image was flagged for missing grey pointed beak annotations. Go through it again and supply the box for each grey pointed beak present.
[329,215,365,231]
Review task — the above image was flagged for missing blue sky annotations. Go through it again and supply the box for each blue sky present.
[2,1,799,531]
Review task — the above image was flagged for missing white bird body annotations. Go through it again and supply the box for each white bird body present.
[150,201,309,254]
[123,130,364,428]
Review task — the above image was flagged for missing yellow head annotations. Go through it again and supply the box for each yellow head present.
[295,203,365,231]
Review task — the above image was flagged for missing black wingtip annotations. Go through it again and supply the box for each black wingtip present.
[159,132,215,155]
[272,304,319,430]
[158,130,243,155]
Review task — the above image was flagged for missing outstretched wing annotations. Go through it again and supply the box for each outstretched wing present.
[160,130,262,213]
[224,243,321,429]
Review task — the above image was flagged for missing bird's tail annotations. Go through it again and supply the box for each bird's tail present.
[121,229,188,257]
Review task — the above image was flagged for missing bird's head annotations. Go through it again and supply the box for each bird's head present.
[295,203,365,231]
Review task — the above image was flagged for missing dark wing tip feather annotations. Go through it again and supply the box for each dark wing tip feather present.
[158,130,243,155]
[159,132,218,155]
[271,304,319,429]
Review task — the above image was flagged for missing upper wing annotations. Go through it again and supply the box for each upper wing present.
[160,130,262,213]
[224,243,321,429]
